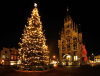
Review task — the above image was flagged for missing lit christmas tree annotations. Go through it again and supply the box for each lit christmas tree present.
[17,3,49,66]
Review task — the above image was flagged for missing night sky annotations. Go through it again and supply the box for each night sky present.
[0,0,100,59]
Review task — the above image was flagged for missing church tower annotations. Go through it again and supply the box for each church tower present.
[58,7,82,65]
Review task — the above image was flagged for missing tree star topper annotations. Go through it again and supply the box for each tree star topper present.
[34,3,37,7]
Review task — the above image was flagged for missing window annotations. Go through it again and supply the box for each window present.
[73,37,77,42]
[66,25,69,28]
[66,30,70,35]
[14,56,16,60]
[67,45,70,51]
[73,44,77,50]
[62,40,65,45]
[74,56,78,61]
[74,51,78,55]
[11,55,13,60]
[6,55,9,59]
[11,51,13,54]
[67,39,70,43]
[62,46,65,49]
[5,51,7,54]
[2,55,5,59]
[67,45,70,48]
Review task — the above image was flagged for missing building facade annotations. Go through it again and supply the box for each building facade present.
[0,47,18,65]
[94,55,100,63]
[58,8,82,65]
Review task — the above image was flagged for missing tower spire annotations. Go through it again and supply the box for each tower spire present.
[66,7,69,20]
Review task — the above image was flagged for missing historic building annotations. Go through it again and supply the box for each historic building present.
[58,7,82,65]
[0,47,18,65]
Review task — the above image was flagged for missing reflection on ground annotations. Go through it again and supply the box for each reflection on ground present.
[40,65,100,76]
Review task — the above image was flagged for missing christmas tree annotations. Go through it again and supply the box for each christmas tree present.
[17,3,49,66]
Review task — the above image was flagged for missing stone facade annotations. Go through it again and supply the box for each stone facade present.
[58,8,82,65]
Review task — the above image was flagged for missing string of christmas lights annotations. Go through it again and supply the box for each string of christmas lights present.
[17,3,49,66]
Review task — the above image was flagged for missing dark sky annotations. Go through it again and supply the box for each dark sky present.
[0,0,100,59]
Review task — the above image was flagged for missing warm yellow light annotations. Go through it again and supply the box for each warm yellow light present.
[54,64,57,67]
[2,60,4,62]
[53,55,55,58]
[34,3,37,7]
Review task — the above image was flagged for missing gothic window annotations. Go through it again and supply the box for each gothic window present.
[67,45,70,48]
[62,45,65,52]
[62,40,65,45]
[66,30,70,35]
[74,51,78,55]
[67,39,70,43]
[73,44,77,50]
[62,46,65,49]
[73,37,77,43]
[66,25,69,28]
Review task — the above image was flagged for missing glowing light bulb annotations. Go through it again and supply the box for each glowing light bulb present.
[34,3,37,7]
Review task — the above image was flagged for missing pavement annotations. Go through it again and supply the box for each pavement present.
[0,65,100,76]
[39,65,100,76]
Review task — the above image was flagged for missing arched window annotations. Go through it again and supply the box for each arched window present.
[66,25,69,28]
[73,37,77,42]
[73,44,77,50]
[62,45,65,49]
[66,30,70,35]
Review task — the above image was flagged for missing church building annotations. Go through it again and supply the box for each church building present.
[58,7,82,65]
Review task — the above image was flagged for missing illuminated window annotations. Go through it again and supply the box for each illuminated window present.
[2,55,5,59]
[6,55,9,59]
[74,56,78,61]
[14,56,16,60]
[14,52,16,54]
[11,55,13,60]
[11,51,13,54]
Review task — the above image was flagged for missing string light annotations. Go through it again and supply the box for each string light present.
[18,3,49,66]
